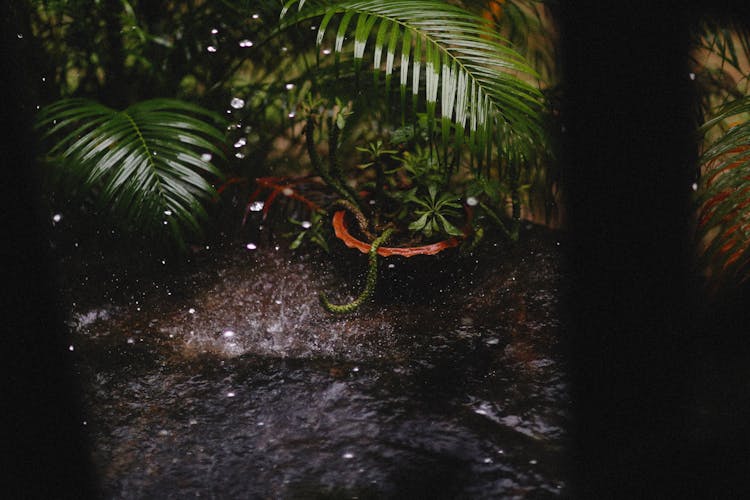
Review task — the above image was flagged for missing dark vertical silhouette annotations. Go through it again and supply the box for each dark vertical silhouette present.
[1,2,96,498]
[561,1,750,497]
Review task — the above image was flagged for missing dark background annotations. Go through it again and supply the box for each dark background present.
[3,1,750,498]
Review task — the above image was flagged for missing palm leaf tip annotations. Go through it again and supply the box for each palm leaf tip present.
[36,98,228,246]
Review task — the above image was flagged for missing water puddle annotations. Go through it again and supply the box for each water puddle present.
[63,225,570,498]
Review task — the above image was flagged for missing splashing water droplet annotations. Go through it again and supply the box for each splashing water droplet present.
[246,243,257,250]
[230,97,245,109]
[239,39,254,48]
[466,196,478,207]
[234,138,247,148]
[301,221,312,229]
[207,46,217,53]
[249,201,264,212]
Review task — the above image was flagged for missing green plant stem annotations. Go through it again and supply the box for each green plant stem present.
[332,199,375,241]
[478,200,516,241]
[305,116,363,211]
[320,228,394,313]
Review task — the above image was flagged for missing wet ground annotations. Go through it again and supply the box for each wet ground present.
[58,223,570,498]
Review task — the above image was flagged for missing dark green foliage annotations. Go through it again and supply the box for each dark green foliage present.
[35,98,226,247]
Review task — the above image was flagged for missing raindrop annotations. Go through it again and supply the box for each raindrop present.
[230,97,245,109]
[246,243,257,250]
[162,220,168,225]
[235,152,246,159]
[387,263,395,269]
[689,72,696,80]
[257,421,265,426]
[691,182,698,191]
[52,213,63,223]
[210,28,219,34]
[41,76,46,82]
[287,111,296,118]
[342,452,355,459]
[529,459,538,465]
[207,46,217,53]
[68,345,74,352]
[127,338,135,344]
[274,299,282,305]
[322,48,332,55]
[234,137,247,148]
[226,391,236,398]
[252,13,260,19]
[222,330,235,338]
[189,419,198,426]
[201,153,213,162]
[188,308,196,314]
[161,259,166,265]
[301,221,312,229]
[17,33,23,39]
[466,196,478,207]
[249,201,264,212]
[239,39,254,48]
[352,366,360,372]
[483,457,493,464]
[282,187,294,196]
[281,46,288,53]
[285,83,295,90]
[164,209,173,216]
[311,25,317,30]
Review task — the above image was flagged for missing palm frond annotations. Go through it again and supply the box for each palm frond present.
[35,98,226,246]
[278,0,543,152]
[696,96,750,284]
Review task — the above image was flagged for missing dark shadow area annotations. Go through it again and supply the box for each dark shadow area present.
[1,2,97,498]
[560,1,750,497]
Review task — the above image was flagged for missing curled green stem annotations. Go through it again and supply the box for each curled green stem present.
[332,199,375,241]
[320,228,394,313]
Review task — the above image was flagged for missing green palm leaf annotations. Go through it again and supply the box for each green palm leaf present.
[278,0,543,151]
[35,98,226,246]
[696,96,750,284]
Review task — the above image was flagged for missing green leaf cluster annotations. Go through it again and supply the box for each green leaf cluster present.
[405,184,463,238]
[35,98,226,247]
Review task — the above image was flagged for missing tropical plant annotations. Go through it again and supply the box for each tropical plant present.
[695,97,750,286]
[405,184,464,238]
[35,97,226,246]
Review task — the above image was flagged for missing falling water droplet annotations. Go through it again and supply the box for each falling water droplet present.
[322,48,332,55]
[252,13,260,19]
[239,39,254,48]
[285,83,295,90]
[249,201,264,212]
[52,213,63,223]
[342,452,354,459]
[222,330,235,338]
[689,72,696,80]
[282,187,294,196]
[207,46,217,53]
[68,345,74,352]
[388,263,395,269]
[691,182,698,191]
[234,137,247,148]
[188,308,196,314]
[466,196,478,207]
[230,97,245,109]
[529,459,538,465]
[127,338,135,344]
[201,153,213,162]
[301,221,312,229]
[287,111,296,118]
[235,152,246,159]
[246,243,257,250]
[17,33,24,39]
[164,209,173,216]
[226,391,236,398]
[210,28,219,34]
